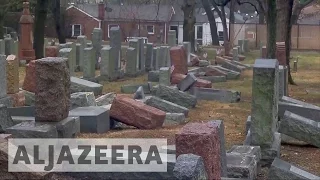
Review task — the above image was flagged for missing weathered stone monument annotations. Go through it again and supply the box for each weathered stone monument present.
[92,28,103,68]
[126,47,138,76]
[19,1,35,63]
[76,35,87,70]
[0,55,13,107]
[246,59,281,166]
[82,47,96,81]
[145,43,153,71]
[170,46,188,75]
[182,42,191,63]
[109,26,122,78]
[59,48,75,76]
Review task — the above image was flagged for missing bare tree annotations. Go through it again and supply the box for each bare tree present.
[182,0,196,52]
[202,0,219,45]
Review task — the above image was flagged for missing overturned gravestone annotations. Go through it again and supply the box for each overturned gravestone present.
[152,85,197,108]
[70,92,96,110]
[95,92,116,106]
[198,75,227,83]
[71,77,103,96]
[226,153,257,180]
[145,96,189,116]
[121,83,152,94]
[189,87,241,103]
[281,96,320,110]
[177,73,197,92]
[172,73,212,89]
[173,154,208,180]
[278,101,320,122]
[0,105,14,133]
[164,113,186,126]
[134,86,145,100]
[110,96,166,129]
[213,66,241,80]
[268,158,320,180]
[69,106,109,133]
[279,111,320,148]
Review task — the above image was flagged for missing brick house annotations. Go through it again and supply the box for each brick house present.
[64,3,174,43]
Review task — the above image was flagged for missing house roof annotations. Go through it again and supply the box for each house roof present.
[73,3,173,22]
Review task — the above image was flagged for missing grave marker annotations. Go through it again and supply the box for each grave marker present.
[145,43,153,71]
[92,28,103,68]
[109,27,122,77]
[59,48,75,76]
[126,47,138,76]
[77,35,87,70]
[83,47,96,81]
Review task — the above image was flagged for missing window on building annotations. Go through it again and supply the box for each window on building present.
[196,25,203,39]
[108,24,120,38]
[72,24,81,37]
[218,31,224,41]
[146,25,155,34]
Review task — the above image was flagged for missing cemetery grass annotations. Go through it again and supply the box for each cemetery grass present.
[18,50,320,177]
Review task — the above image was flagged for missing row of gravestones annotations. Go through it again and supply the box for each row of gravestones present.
[0,35,19,58]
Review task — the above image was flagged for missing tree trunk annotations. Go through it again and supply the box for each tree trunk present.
[182,0,196,52]
[230,0,235,24]
[266,0,277,59]
[34,0,49,59]
[220,6,229,42]
[0,16,4,38]
[258,0,266,24]
[53,0,66,44]
[286,0,296,85]
[202,0,219,45]
[276,0,288,42]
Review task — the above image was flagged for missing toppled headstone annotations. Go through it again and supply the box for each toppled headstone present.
[164,113,185,126]
[148,70,159,82]
[279,111,320,148]
[281,96,320,110]
[95,92,116,106]
[121,83,152,94]
[110,96,166,129]
[70,92,96,110]
[152,85,197,108]
[189,87,241,103]
[204,66,228,76]
[35,58,70,122]
[145,96,189,116]
[268,158,320,180]
[71,77,103,96]
[177,73,197,91]
[226,153,256,180]
[69,107,109,133]
[133,86,145,100]
[0,105,14,133]
[173,154,208,180]
[176,122,221,179]
[172,73,212,89]
[198,60,209,67]
[199,75,227,83]
[213,66,241,80]
[278,101,320,122]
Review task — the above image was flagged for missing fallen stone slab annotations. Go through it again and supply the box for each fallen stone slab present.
[279,111,320,148]
[278,101,320,122]
[173,154,208,179]
[69,106,110,133]
[268,158,320,180]
[198,76,227,83]
[145,96,189,116]
[177,73,197,91]
[213,66,241,80]
[70,92,96,110]
[281,96,320,110]
[221,60,242,73]
[164,113,186,126]
[95,92,116,106]
[121,83,152,94]
[6,117,80,138]
[204,66,228,77]
[0,105,14,133]
[189,87,241,103]
[7,106,35,117]
[133,86,145,99]
[228,145,261,178]
[198,60,210,67]
[188,67,204,74]
[176,122,221,179]
[148,70,159,82]
[229,60,250,69]
[171,73,212,89]
[226,153,256,180]
[110,96,166,129]
[71,77,103,96]
[152,85,197,108]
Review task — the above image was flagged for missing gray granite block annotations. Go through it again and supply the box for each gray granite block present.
[213,66,241,80]
[148,70,160,82]
[152,85,197,108]
[22,90,35,106]
[245,116,251,135]
[173,154,208,180]
[198,60,210,67]
[279,65,285,98]
[121,83,152,94]
[0,54,7,98]
[177,73,197,92]
[69,107,110,133]
[159,67,171,86]
[134,86,145,99]
[268,158,320,180]
[70,92,97,110]
[8,106,35,117]
[145,96,189,116]
[198,76,227,83]
[164,113,186,126]
[6,121,58,138]
[11,116,35,125]
[222,60,242,73]
[48,117,80,138]
[71,77,103,96]
[0,105,14,133]
[0,96,13,107]
[95,92,116,106]
[278,101,320,122]
[281,96,320,110]
[208,120,228,177]
[260,132,281,167]
[279,111,320,148]
[189,87,241,103]
[226,153,256,180]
